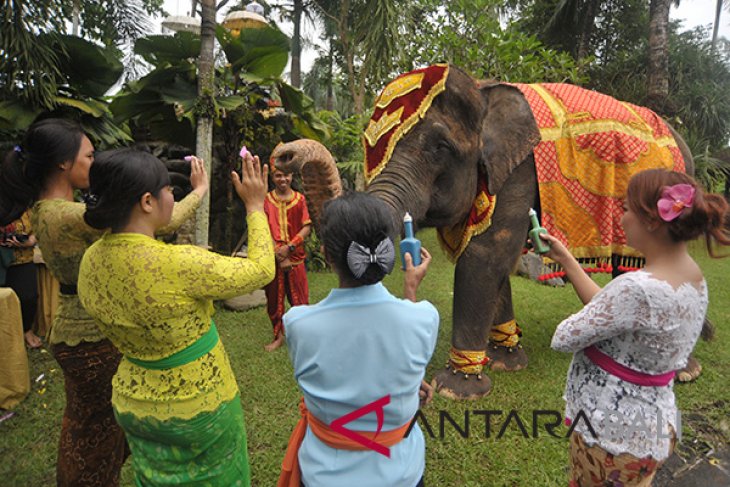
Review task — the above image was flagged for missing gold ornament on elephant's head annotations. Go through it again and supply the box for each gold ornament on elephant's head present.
[375,72,425,109]
[363,64,449,184]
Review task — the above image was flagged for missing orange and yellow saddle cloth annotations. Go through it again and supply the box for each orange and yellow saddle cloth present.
[440,83,686,273]
[512,83,686,274]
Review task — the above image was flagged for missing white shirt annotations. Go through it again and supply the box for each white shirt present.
[551,270,707,460]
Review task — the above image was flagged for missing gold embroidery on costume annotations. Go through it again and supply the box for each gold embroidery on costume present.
[364,107,404,147]
[375,73,424,108]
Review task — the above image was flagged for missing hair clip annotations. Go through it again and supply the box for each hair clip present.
[346,238,396,278]
[13,145,22,153]
[657,183,695,222]
[83,193,100,207]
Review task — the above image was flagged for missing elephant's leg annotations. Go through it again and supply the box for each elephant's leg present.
[434,161,536,399]
[487,279,529,371]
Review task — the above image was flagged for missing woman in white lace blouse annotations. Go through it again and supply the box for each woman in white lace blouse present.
[540,169,730,486]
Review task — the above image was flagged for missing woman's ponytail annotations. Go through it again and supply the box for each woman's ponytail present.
[699,193,730,257]
[0,148,39,225]
[0,119,84,225]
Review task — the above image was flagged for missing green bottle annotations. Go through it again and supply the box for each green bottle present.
[528,208,550,254]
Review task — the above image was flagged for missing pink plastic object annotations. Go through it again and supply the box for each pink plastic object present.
[184,155,193,162]
[239,146,248,159]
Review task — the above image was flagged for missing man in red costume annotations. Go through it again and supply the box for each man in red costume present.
[263,167,311,351]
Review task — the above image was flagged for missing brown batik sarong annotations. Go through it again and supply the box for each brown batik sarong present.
[569,431,675,487]
[52,339,129,487]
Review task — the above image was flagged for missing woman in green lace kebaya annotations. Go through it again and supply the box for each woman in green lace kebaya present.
[78,149,274,486]
[0,119,207,486]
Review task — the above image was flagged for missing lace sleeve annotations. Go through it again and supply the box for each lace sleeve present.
[551,276,651,353]
[156,192,201,236]
[179,211,275,300]
[63,201,105,241]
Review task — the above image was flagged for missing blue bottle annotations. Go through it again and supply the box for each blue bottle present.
[400,212,422,269]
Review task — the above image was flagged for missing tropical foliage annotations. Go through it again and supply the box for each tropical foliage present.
[0,32,130,147]
[2,0,728,228]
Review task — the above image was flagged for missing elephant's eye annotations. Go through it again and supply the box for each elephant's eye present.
[436,139,455,154]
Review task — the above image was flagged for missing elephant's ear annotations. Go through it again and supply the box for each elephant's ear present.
[479,82,540,196]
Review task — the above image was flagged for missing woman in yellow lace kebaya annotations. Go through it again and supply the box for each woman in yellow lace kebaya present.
[0,119,206,487]
[78,149,274,486]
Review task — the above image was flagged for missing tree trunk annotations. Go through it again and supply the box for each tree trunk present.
[334,0,363,113]
[291,0,303,88]
[72,0,80,35]
[195,0,217,247]
[712,0,724,52]
[325,43,334,111]
[647,0,672,114]
[576,0,599,60]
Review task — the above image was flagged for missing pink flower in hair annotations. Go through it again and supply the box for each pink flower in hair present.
[657,183,695,222]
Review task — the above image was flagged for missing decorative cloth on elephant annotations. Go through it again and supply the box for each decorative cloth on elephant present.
[511,83,686,276]
[361,63,499,262]
[437,169,498,261]
[363,64,449,183]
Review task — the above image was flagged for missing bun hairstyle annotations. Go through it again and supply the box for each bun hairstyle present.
[0,118,85,225]
[84,148,171,231]
[320,192,396,285]
[627,168,730,256]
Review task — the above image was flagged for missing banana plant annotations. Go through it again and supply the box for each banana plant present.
[0,34,131,147]
[110,25,327,149]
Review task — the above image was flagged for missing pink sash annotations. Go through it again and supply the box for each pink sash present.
[584,345,675,386]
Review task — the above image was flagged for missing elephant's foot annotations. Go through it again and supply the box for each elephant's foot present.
[676,355,702,383]
[487,344,528,371]
[434,368,493,400]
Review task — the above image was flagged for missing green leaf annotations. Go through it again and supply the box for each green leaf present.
[216,96,249,110]
[110,90,165,123]
[54,96,107,117]
[218,24,290,79]
[49,35,124,97]
[135,32,202,66]
[0,100,41,132]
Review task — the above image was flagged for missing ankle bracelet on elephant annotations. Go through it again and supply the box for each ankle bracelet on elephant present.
[446,347,489,379]
[490,319,522,350]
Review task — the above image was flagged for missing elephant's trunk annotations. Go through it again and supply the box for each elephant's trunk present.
[270,139,342,233]
[366,154,432,237]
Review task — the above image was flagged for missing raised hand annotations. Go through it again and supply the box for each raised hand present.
[231,151,269,214]
[188,156,209,198]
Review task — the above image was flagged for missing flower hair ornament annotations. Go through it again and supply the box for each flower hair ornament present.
[346,237,396,279]
[657,183,695,222]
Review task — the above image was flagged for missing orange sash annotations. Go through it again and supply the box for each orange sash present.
[277,398,411,487]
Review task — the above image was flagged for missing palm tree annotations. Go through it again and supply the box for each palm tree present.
[712,0,729,52]
[1,0,62,109]
[314,0,412,113]
[647,0,673,113]
[544,0,601,60]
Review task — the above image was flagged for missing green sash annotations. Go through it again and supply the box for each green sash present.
[126,322,219,370]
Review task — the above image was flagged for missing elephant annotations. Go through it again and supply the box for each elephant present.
[271,64,698,399]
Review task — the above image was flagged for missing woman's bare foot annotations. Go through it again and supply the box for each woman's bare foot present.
[264,334,284,352]
[24,330,42,349]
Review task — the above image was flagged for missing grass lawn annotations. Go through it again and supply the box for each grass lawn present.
[1,229,728,486]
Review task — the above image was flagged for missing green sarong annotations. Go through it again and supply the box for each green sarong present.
[115,394,250,487]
